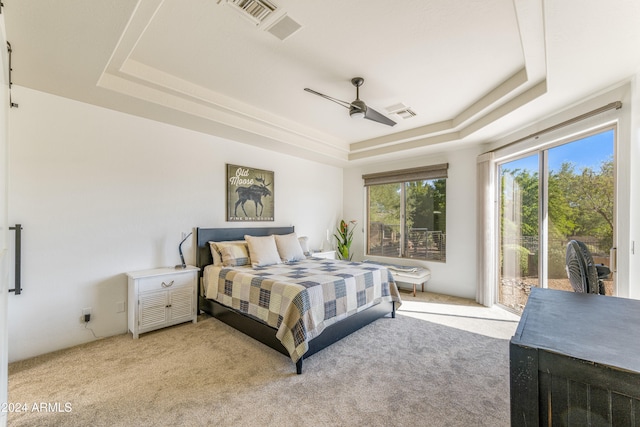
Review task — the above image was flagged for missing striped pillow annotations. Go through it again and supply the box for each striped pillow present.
[216,241,251,267]
[208,241,224,266]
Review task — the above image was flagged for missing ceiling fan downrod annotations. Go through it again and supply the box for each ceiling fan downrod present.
[350,77,366,119]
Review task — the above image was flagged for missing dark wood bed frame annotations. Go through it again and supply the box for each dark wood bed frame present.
[195,226,396,374]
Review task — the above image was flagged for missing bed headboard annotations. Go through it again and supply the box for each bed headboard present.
[195,226,295,270]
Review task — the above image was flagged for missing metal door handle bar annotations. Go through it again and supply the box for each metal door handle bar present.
[8,224,22,295]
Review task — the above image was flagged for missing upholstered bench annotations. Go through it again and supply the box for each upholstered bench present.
[364,261,431,296]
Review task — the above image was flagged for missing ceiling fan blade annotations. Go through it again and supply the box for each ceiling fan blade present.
[303,88,351,109]
[363,105,397,127]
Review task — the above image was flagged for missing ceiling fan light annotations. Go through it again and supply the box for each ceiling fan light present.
[350,109,365,119]
[350,101,366,119]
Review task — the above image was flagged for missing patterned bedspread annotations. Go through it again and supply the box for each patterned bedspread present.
[203,258,401,362]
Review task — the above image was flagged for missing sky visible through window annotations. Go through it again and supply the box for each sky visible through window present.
[502,129,614,173]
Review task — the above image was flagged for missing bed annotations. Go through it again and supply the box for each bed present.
[195,226,401,374]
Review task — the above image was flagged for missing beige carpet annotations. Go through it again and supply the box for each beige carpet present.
[7,292,520,426]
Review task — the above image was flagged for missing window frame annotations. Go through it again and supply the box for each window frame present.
[364,164,448,262]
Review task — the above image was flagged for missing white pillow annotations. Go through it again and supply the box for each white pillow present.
[297,236,310,256]
[245,235,282,267]
[275,232,306,262]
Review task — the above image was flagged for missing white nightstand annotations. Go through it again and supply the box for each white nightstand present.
[310,250,336,260]
[126,266,199,339]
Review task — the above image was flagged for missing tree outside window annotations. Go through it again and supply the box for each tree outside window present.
[367,179,446,261]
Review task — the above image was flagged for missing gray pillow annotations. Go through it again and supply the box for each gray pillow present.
[275,232,306,262]
[245,235,282,267]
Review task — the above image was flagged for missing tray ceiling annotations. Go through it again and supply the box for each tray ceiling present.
[4,0,640,165]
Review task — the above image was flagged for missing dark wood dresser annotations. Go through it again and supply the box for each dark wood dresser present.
[510,287,640,426]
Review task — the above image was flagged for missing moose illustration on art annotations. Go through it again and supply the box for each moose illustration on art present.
[234,175,272,217]
[227,165,274,221]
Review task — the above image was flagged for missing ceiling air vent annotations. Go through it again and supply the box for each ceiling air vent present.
[386,103,417,120]
[219,0,278,25]
[395,108,417,119]
[266,14,302,41]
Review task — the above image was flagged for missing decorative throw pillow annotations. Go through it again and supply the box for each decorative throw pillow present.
[297,236,310,256]
[208,241,224,266]
[216,241,251,267]
[275,232,306,262]
[245,235,282,267]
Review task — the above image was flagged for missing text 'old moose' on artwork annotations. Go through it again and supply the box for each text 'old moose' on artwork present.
[226,164,274,222]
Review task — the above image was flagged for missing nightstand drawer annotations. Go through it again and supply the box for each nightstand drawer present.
[138,272,194,293]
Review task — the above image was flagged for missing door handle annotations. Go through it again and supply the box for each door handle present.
[609,247,617,273]
[8,224,22,295]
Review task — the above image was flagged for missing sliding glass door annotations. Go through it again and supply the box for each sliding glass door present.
[498,128,616,313]
[545,130,615,294]
[499,154,539,312]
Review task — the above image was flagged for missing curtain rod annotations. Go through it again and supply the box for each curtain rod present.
[490,101,622,153]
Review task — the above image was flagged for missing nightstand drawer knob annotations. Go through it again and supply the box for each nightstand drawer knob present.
[161,280,174,288]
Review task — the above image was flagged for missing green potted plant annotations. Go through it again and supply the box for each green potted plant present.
[334,220,357,260]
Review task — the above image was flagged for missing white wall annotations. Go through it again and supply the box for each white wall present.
[343,146,482,300]
[7,86,342,362]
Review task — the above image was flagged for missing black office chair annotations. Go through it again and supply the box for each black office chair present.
[565,240,610,295]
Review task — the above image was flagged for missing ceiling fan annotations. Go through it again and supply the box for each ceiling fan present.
[304,77,397,127]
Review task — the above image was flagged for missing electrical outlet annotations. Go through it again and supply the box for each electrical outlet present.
[116,301,125,313]
[181,231,187,240]
[82,307,91,323]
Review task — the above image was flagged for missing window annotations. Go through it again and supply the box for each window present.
[364,164,447,262]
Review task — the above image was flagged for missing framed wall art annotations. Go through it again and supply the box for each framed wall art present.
[226,164,274,221]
